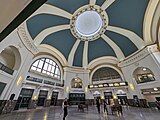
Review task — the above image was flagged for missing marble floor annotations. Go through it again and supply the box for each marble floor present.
[0,106,159,120]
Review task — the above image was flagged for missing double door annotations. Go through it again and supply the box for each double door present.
[15,88,34,110]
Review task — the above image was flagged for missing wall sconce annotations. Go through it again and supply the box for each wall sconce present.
[33,95,37,100]
[66,86,69,93]
[48,96,51,100]
[85,86,88,93]
[129,83,134,90]
[16,76,22,86]
[101,95,104,99]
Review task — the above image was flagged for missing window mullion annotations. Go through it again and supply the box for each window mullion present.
[41,58,46,73]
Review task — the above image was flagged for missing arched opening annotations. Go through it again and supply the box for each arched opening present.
[29,57,61,80]
[0,46,21,74]
[133,67,155,84]
[71,77,83,88]
[92,67,122,82]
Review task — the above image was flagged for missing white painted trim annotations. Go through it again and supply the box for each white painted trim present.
[38,44,67,66]
[68,39,81,66]
[158,25,160,46]
[88,56,119,69]
[151,1,160,43]
[34,24,70,46]
[101,34,125,60]
[28,4,72,20]
[107,26,145,49]
[89,0,96,5]
[90,64,125,84]
[83,41,89,68]
[101,0,115,10]
[143,0,159,44]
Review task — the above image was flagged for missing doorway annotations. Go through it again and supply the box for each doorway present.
[37,90,48,106]
[15,88,34,110]
[51,91,58,106]
[117,95,128,105]
[104,92,113,105]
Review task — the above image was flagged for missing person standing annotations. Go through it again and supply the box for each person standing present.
[63,98,68,120]
[96,98,100,113]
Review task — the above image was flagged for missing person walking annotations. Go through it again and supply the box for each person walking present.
[103,99,108,114]
[96,98,100,113]
[63,98,68,120]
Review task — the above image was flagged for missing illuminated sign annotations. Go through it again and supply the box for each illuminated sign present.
[88,82,128,89]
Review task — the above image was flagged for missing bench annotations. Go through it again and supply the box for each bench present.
[78,104,88,111]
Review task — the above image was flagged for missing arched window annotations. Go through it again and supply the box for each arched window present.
[133,67,155,84]
[30,58,61,79]
[92,67,121,82]
[71,78,83,88]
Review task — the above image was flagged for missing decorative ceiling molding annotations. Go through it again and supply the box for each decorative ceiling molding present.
[38,44,67,66]
[158,25,160,47]
[107,26,145,49]
[68,39,81,66]
[101,34,125,60]
[89,0,96,5]
[24,0,152,68]
[118,44,159,68]
[151,1,160,43]
[143,0,159,44]
[70,5,108,41]
[28,4,72,20]
[34,24,70,46]
[88,56,118,69]
[101,0,115,10]
[83,41,89,68]
[17,23,38,55]
[63,66,90,74]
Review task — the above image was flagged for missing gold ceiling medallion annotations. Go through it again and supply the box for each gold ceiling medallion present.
[70,5,109,41]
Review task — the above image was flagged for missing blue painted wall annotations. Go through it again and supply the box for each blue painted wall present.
[42,30,76,60]
[27,14,69,39]
[46,0,89,14]
[88,38,116,63]
[105,31,138,57]
[73,41,84,67]
[106,0,149,38]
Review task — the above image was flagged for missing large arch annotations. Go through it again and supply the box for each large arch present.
[132,67,155,84]
[0,46,21,70]
[90,64,124,84]
[143,0,160,44]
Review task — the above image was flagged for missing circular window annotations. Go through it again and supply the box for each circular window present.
[70,5,108,41]
[75,11,103,37]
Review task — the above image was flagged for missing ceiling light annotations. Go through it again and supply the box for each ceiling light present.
[142,68,147,71]
[154,88,158,91]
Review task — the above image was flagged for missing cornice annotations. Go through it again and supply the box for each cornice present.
[118,44,159,67]
[17,23,38,54]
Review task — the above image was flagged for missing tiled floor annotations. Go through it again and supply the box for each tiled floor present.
[0,106,160,120]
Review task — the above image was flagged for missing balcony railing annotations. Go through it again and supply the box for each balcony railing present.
[0,62,14,75]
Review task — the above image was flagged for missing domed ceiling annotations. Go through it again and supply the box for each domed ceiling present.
[26,0,149,67]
